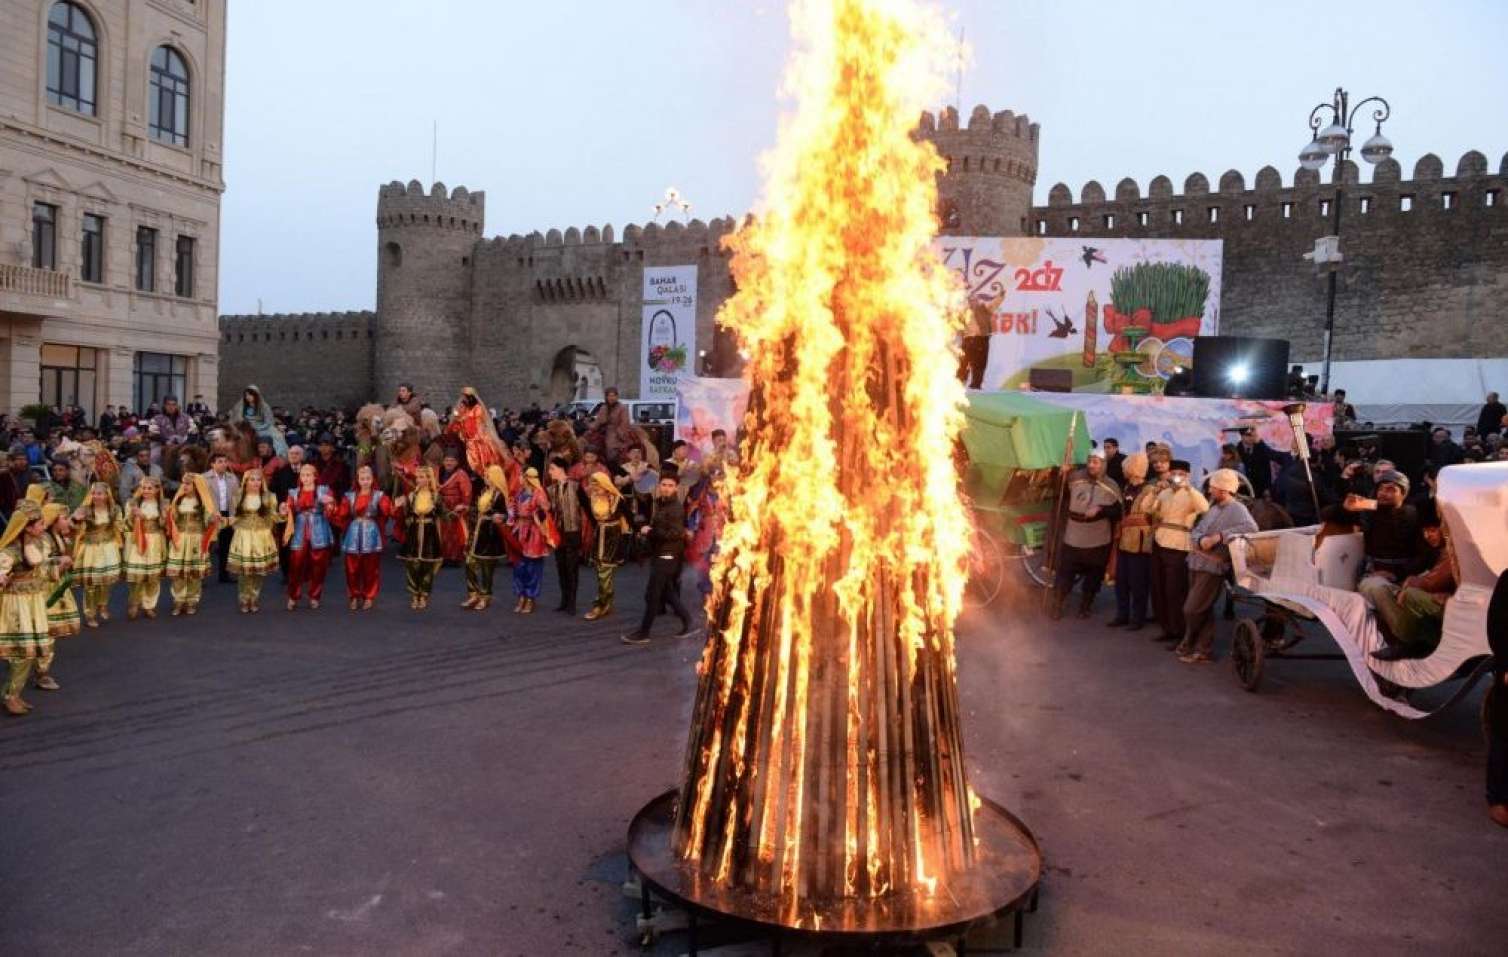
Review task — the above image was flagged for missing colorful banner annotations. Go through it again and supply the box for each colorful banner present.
[937,237,1222,394]
[675,375,751,456]
[641,265,698,400]
[1030,392,1334,480]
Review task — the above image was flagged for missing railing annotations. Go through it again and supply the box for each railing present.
[0,263,72,298]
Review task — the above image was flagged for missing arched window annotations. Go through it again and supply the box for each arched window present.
[149,46,190,146]
[384,242,402,268]
[47,2,97,115]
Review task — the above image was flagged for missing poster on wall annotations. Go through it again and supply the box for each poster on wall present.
[937,237,1222,394]
[641,265,698,400]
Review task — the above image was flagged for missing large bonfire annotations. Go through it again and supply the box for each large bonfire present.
[672,0,975,922]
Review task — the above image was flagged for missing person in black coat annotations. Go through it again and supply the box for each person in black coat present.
[1487,569,1508,829]
[621,474,693,644]
[1476,392,1505,438]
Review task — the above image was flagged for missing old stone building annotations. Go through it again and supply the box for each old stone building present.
[1,0,227,419]
[219,102,1506,412]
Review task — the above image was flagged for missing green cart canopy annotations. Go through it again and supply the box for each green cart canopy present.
[962,391,1093,497]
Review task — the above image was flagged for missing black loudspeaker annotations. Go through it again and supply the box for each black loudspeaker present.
[1191,336,1290,400]
[1334,430,1430,483]
[1028,367,1074,393]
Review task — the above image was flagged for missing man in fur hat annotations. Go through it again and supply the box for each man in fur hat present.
[1049,449,1122,620]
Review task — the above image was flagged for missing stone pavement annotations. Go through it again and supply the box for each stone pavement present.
[0,559,1501,955]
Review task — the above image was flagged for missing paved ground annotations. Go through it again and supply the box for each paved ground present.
[1,559,1501,955]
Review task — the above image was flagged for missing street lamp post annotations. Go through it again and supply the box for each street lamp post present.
[1298,87,1393,395]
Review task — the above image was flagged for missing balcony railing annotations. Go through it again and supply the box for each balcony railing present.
[0,263,72,299]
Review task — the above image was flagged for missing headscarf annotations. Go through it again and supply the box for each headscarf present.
[0,500,41,552]
[232,385,289,457]
[1122,452,1149,485]
[168,472,219,552]
[522,466,544,497]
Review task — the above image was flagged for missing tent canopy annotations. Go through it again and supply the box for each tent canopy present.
[1323,357,1507,431]
[962,391,1091,497]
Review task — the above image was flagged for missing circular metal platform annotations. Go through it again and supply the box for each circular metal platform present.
[627,788,1042,945]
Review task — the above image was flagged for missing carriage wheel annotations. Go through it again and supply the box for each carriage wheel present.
[964,527,1007,610]
[1019,543,1051,589]
[1231,618,1265,692]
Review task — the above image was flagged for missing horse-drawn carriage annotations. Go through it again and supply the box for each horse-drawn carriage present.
[1226,461,1505,718]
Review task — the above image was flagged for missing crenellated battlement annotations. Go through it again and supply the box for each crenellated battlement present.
[1033,150,1506,236]
[475,215,744,258]
[219,310,375,344]
[376,180,485,233]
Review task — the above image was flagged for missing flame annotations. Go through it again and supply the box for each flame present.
[672,0,977,905]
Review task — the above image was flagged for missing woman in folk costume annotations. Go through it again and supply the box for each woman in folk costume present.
[336,464,392,611]
[227,469,282,614]
[583,470,631,621]
[446,386,508,475]
[72,481,125,628]
[436,445,473,566]
[0,501,59,715]
[165,472,218,616]
[463,464,510,611]
[395,466,445,610]
[124,477,170,619]
[229,385,289,458]
[42,501,81,646]
[507,467,558,614]
[280,463,338,610]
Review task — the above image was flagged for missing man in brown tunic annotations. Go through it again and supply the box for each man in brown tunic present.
[1050,450,1122,620]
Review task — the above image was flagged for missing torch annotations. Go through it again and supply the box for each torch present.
[1283,402,1322,520]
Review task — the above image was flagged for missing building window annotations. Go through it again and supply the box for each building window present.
[1441,191,1456,210]
[1136,210,1149,227]
[46,2,97,116]
[1243,204,1255,221]
[135,226,158,291]
[81,213,104,283]
[1207,206,1219,223]
[1068,216,1079,232]
[1171,209,1183,225]
[1035,219,1047,235]
[1400,194,1414,212]
[32,202,58,270]
[1358,196,1372,214]
[1318,199,1330,217]
[40,343,98,419]
[1281,202,1293,219]
[385,242,402,267]
[133,352,187,415]
[149,46,190,146]
[1103,214,1115,229]
[1489,190,1501,208]
[175,235,195,297]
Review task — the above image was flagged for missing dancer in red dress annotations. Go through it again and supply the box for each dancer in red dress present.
[336,464,392,610]
[279,464,338,610]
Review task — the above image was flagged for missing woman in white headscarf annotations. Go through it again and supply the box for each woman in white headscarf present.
[229,385,288,458]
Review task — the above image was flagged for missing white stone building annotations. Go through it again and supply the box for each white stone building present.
[0,0,225,420]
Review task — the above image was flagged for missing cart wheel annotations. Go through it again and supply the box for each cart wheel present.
[1020,544,1051,589]
[1232,618,1264,692]
[964,527,1006,609]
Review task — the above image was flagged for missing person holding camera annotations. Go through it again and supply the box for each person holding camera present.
[1150,455,1208,644]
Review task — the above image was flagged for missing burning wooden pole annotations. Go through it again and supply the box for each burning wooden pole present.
[668,0,979,919]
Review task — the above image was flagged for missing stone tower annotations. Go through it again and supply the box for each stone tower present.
[374,180,484,404]
[919,104,1039,236]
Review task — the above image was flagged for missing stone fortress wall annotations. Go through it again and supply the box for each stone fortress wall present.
[220,103,1506,411]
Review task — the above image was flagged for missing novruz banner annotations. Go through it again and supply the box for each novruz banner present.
[641,265,698,400]
[937,237,1222,394]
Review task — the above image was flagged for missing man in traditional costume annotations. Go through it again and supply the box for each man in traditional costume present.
[546,456,585,615]
[446,387,508,476]
[1178,469,1259,663]
[462,465,510,611]
[1151,456,1208,643]
[0,501,57,715]
[165,472,217,616]
[1109,452,1157,630]
[337,464,392,611]
[586,387,635,466]
[1049,450,1122,620]
[281,463,338,610]
[72,481,124,628]
[583,471,632,621]
[395,466,445,610]
[43,459,87,511]
[124,477,170,619]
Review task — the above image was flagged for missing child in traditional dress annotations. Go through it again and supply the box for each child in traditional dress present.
[72,481,124,628]
[395,466,445,610]
[463,465,510,611]
[228,470,281,613]
[166,473,218,616]
[583,471,631,621]
[1,501,58,715]
[337,464,392,611]
[508,467,557,614]
[38,502,80,690]
[124,477,169,619]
